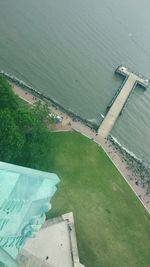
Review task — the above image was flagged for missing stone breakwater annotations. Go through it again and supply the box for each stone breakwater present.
[0,70,98,130]
[109,135,150,196]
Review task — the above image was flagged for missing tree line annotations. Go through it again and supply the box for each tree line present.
[0,75,51,168]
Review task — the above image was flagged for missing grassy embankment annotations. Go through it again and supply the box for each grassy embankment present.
[44,132,150,267]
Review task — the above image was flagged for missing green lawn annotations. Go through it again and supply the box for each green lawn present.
[42,132,150,267]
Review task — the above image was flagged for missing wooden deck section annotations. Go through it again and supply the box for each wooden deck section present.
[98,66,149,138]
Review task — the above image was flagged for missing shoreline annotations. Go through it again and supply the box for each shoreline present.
[1,70,97,130]
[10,80,150,214]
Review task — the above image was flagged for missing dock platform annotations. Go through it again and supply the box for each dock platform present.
[98,66,149,138]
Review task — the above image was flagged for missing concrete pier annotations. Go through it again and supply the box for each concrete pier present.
[98,66,149,138]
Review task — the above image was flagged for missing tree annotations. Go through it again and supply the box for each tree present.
[0,109,25,162]
[0,76,19,111]
[20,101,51,167]
[0,75,52,167]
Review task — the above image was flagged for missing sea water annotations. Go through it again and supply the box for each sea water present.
[0,0,150,164]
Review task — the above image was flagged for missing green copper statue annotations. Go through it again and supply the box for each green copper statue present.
[0,161,59,266]
[0,247,20,267]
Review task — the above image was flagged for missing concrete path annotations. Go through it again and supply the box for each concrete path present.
[98,66,149,138]
[98,72,148,138]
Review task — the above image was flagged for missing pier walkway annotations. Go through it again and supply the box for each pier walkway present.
[98,66,149,138]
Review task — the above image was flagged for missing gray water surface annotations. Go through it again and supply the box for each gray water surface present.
[0,0,150,162]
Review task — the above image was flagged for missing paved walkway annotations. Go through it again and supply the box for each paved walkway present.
[98,74,136,138]
[98,68,149,138]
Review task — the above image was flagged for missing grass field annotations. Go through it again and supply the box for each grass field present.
[41,132,150,267]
